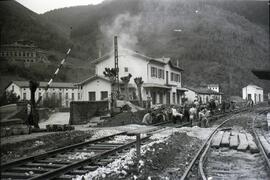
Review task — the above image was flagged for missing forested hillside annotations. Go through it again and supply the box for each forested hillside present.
[1,0,269,96]
[44,0,270,95]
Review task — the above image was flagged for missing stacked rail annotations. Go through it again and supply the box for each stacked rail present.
[180,108,248,180]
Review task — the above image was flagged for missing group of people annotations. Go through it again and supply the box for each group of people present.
[142,99,217,128]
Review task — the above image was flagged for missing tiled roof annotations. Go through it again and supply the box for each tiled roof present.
[12,81,76,88]
[143,83,171,89]
[185,86,223,95]
[75,75,110,85]
[90,48,183,71]
[246,84,263,89]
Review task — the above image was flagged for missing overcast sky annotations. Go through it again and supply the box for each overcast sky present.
[16,0,105,14]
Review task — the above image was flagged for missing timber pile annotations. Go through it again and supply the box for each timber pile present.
[212,131,224,148]
[220,131,230,147]
[237,133,249,151]
[211,130,259,153]
[46,124,74,132]
[229,131,238,149]
[259,135,270,157]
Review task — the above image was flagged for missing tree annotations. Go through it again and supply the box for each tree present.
[103,68,117,108]
[134,77,144,106]
[120,73,132,101]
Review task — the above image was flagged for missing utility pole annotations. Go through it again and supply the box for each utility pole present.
[114,36,119,98]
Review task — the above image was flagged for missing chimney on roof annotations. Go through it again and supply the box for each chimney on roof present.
[98,47,102,58]
[176,59,180,67]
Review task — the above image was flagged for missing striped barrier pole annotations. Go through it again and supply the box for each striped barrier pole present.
[36,48,72,105]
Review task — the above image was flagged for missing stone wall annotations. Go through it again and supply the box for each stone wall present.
[69,101,109,125]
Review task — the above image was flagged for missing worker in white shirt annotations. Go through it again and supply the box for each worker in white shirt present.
[171,106,183,124]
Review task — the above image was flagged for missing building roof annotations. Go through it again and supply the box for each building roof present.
[143,83,171,89]
[208,84,219,87]
[1,42,36,49]
[244,84,263,90]
[9,81,76,89]
[91,48,183,71]
[75,75,110,86]
[252,70,270,80]
[185,86,223,95]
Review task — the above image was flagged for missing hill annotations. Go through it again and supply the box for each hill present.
[0,1,94,93]
[1,0,269,96]
[43,0,270,96]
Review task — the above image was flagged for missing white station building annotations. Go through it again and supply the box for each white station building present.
[76,49,187,105]
[5,81,79,107]
[242,84,264,104]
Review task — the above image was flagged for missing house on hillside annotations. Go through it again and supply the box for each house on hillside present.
[0,40,49,64]
[242,84,264,104]
[184,87,223,104]
[76,49,187,106]
[5,81,79,107]
[207,84,220,93]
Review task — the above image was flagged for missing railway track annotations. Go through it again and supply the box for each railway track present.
[0,132,150,180]
[252,110,270,169]
[0,109,241,180]
[180,108,251,180]
[1,120,190,180]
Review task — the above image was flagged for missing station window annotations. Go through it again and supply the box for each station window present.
[101,91,108,100]
[158,69,164,79]
[23,93,26,100]
[71,93,74,100]
[124,67,128,72]
[88,92,96,101]
[151,67,157,77]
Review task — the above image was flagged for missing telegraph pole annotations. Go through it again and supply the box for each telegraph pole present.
[114,36,120,98]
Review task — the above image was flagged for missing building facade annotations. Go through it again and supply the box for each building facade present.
[0,40,49,64]
[5,81,79,107]
[77,49,186,105]
[242,84,264,104]
[184,87,223,104]
[207,84,220,93]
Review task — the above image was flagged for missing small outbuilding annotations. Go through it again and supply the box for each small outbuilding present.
[184,87,223,105]
[242,84,263,104]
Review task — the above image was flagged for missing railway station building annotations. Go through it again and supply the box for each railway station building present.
[76,49,187,106]
[242,84,264,104]
[184,87,223,104]
[5,81,79,107]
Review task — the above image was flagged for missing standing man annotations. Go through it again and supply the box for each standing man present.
[29,80,40,129]
[189,104,197,127]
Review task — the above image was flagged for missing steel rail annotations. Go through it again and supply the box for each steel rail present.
[198,108,269,180]
[28,135,150,180]
[1,132,125,171]
[252,109,270,169]
[180,109,245,180]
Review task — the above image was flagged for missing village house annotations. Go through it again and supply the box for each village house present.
[5,81,79,107]
[76,49,187,106]
[0,40,49,64]
[242,84,264,104]
[207,84,220,93]
[184,87,223,104]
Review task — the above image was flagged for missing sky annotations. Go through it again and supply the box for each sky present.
[16,0,105,14]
